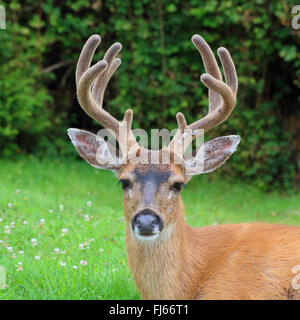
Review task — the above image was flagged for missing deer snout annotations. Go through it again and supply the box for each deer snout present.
[132,209,163,239]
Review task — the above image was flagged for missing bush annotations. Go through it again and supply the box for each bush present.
[0,20,52,156]
[0,0,299,189]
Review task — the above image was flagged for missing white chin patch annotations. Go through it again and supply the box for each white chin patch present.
[134,233,160,241]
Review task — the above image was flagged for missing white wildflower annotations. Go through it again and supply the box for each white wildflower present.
[80,260,87,266]
[17,265,23,271]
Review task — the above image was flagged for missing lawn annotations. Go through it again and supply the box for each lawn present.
[0,157,299,299]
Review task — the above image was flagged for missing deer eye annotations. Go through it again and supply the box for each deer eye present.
[118,179,132,190]
[170,182,185,192]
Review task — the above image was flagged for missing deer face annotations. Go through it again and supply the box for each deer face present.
[119,157,185,241]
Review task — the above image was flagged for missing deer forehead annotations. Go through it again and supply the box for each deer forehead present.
[120,163,184,186]
[135,165,170,185]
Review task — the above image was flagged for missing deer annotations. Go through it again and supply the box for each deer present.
[68,33,300,300]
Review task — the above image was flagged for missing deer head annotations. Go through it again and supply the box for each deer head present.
[68,34,240,241]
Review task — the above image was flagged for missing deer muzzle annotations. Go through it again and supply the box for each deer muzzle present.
[131,209,164,240]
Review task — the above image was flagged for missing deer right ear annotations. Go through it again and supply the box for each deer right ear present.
[184,135,240,182]
[67,128,121,172]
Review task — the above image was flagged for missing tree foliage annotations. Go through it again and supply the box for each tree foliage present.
[0,0,299,189]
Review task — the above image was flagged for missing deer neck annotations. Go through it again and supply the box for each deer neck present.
[125,198,193,299]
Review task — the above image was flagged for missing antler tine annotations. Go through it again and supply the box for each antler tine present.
[76,35,137,155]
[76,34,101,86]
[192,34,223,113]
[91,42,122,105]
[168,34,237,155]
[189,73,236,132]
[217,47,238,96]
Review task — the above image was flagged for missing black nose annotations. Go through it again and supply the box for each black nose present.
[132,209,163,236]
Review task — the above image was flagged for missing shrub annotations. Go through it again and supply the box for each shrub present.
[0,0,299,189]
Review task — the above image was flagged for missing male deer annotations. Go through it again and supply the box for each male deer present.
[68,34,300,299]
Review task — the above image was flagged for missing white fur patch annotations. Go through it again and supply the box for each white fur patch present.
[134,232,160,241]
[132,224,174,243]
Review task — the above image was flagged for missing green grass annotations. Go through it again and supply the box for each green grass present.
[0,157,299,300]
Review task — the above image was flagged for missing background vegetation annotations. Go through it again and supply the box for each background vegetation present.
[0,0,299,191]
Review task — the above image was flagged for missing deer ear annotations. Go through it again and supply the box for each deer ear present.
[184,135,240,181]
[67,128,121,171]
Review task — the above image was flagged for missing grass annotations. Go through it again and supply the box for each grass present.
[0,156,299,300]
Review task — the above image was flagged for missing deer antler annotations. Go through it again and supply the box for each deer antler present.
[168,34,238,155]
[76,34,137,157]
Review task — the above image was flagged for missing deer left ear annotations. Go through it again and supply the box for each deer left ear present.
[67,128,121,172]
[184,135,240,181]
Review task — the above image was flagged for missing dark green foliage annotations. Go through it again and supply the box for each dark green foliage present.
[0,0,299,189]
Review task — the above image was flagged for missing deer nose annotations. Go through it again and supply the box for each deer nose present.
[132,209,163,236]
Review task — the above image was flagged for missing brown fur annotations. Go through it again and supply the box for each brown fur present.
[120,150,300,300]
[126,208,300,299]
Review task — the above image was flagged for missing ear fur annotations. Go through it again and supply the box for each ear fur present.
[184,135,240,181]
[67,128,121,171]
